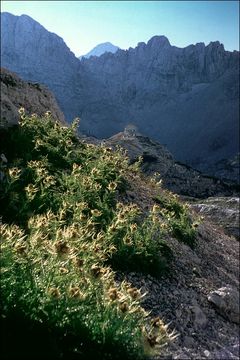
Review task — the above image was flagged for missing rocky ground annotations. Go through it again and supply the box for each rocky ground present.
[190,197,239,239]
[117,223,239,360]
[116,175,239,360]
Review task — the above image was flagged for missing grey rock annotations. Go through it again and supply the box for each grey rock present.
[1,12,239,180]
[208,286,240,324]
[183,336,195,347]
[1,68,66,126]
[203,350,211,357]
[190,305,208,328]
[191,197,240,238]
[105,131,236,198]
[1,12,83,121]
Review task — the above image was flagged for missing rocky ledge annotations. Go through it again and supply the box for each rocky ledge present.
[104,129,237,199]
[0,67,65,127]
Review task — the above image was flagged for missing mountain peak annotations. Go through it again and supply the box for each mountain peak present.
[79,42,120,59]
[147,35,171,48]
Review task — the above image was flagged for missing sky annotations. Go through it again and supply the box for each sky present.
[1,1,239,57]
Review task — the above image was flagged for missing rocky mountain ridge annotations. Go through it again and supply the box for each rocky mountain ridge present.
[1,12,239,180]
[98,129,238,198]
[79,42,120,59]
[79,36,239,177]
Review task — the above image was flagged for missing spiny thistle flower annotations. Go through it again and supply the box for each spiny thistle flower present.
[27,160,42,169]
[108,287,119,301]
[116,202,124,210]
[48,287,61,299]
[36,167,48,177]
[93,244,101,253]
[91,168,101,176]
[109,224,117,233]
[9,167,21,180]
[192,222,199,228]
[14,241,27,255]
[68,286,83,299]
[160,222,168,230]
[127,287,140,300]
[123,236,133,246]
[119,301,129,313]
[93,183,102,190]
[59,267,69,274]
[72,163,82,173]
[18,107,25,115]
[103,147,112,153]
[116,212,126,223]
[130,223,138,232]
[43,175,56,187]
[151,317,165,328]
[146,335,158,347]
[71,117,80,130]
[82,177,92,187]
[90,264,102,277]
[34,139,44,149]
[107,182,117,191]
[25,184,38,198]
[91,209,102,217]
[96,232,105,241]
[156,179,163,186]
[66,139,73,147]
[79,214,87,221]
[45,111,51,117]
[55,241,70,255]
[75,201,88,210]
[151,204,161,214]
[72,257,84,268]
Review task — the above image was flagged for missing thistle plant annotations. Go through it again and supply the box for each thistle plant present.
[0,112,178,359]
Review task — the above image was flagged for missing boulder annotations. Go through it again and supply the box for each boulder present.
[208,286,240,324]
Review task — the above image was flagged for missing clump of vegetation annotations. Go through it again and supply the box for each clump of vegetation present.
[0,110,182,359]
[153,192,198,247]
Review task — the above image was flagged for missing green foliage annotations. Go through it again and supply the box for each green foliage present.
[153,193,197,246]
[108,204,172,275]
[0,111,173,359]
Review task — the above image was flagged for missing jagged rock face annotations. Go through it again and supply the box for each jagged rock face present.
[1,12,239,178]
[105,131,237,198]
[79,37,239,176]
[0,68,65,126]
[1,12,86,121]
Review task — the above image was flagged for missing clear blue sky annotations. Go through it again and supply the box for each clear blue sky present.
[1,1,239,56]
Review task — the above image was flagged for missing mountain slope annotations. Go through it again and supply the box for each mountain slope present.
[78,37,239,174]
[104,130,237,198]
[1,12,239,177]
[0,12,85,121]
[0,113,239,360]
[1,67,65,126]
[79,42,119,59]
